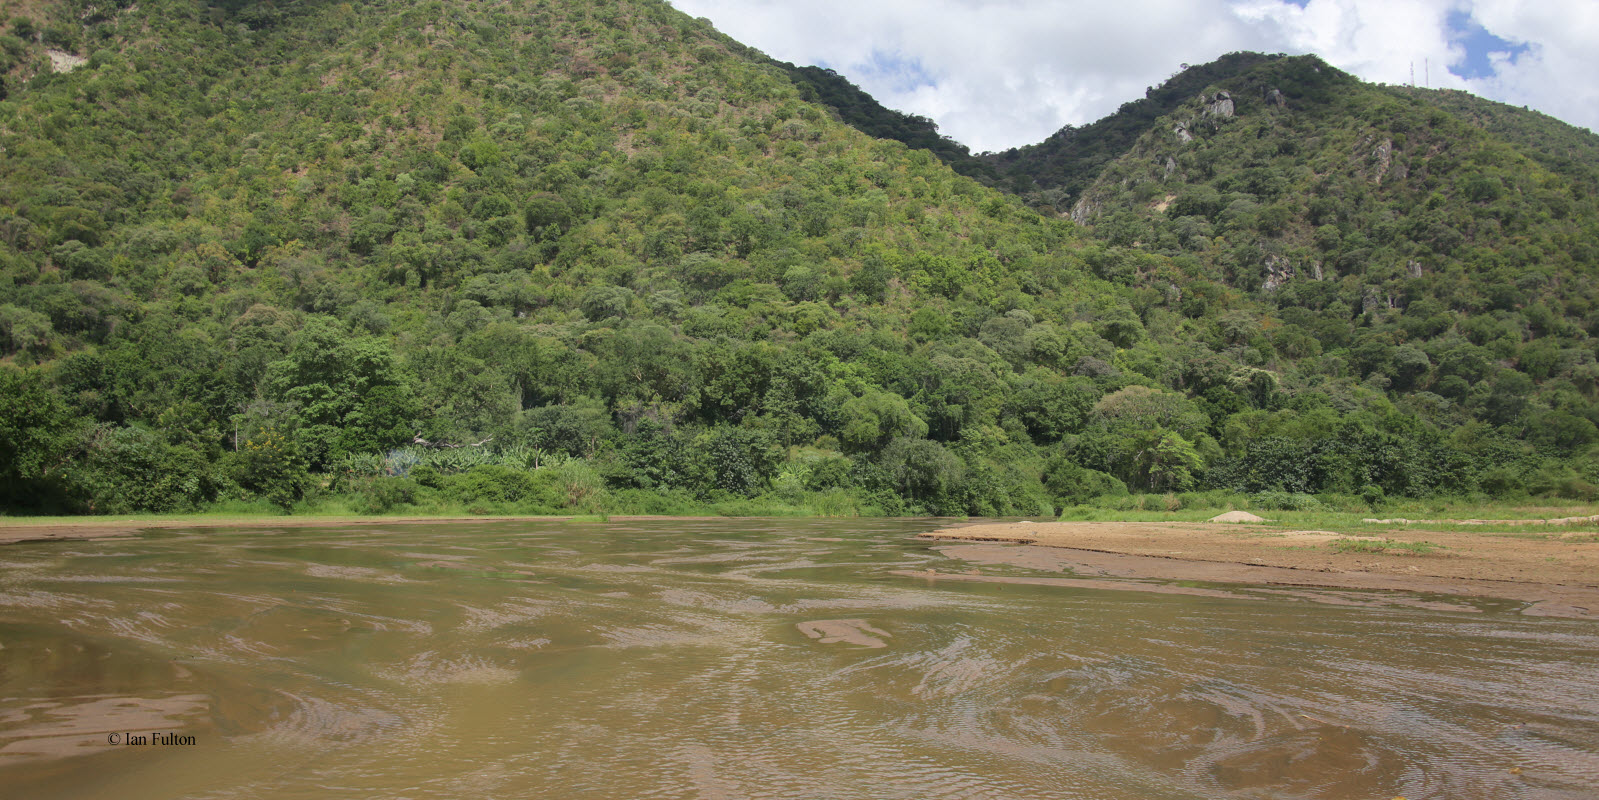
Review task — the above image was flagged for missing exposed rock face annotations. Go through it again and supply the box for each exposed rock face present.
[1407,259,1423,278]
[1163,156,1177,178]
[1172,91,1234,146]
[1369,137,1395,183]
[1070,197,1098,224]
[1265,87,1286,107]
[1262,254,1294,292]
[1204,91,1235,118]
[47,50,87,73]
[1310,261,1324,281]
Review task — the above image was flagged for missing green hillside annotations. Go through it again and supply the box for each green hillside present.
[1050,55,1599,500]
[1395,85,1599,191]
[1,5,1595,518]
[0,0,1081,516]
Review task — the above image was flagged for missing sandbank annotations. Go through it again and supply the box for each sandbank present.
[917,520,1599,619]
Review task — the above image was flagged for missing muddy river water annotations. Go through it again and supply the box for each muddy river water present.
[1,519,1596,799]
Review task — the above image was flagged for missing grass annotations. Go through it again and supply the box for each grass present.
[0,488,884,530]
[8,489,1598,533]
[1055,493,1599,536]
[1330,538,1442,555]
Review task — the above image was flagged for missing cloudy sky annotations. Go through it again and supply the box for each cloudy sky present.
[667,0,1599,153]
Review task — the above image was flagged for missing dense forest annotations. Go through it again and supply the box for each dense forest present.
[1,0,1596,519]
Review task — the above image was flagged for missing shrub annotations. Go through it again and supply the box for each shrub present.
[223,426,307,511]
[1043,456,1128,506]
[73,425,216,513]
[1360,483,1386,510]
[354,476,419,513]
[1251,491,1324,511]
[446,464,536,504]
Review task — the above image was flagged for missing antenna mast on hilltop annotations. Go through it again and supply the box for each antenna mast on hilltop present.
[1410,62,1415,87]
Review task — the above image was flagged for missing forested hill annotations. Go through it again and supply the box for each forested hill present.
[0,0,1076,515]
[1,3,1596,519]
[1039,54,1599,502]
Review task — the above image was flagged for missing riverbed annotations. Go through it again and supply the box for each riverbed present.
[2,519,1596,798]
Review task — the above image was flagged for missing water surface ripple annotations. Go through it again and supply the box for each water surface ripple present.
[1,519,1595,799]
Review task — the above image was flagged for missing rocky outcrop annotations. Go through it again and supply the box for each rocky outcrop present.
[1371,138,1393,182]
[1069,197,1099,224]
[1265,87,1286,108]
[47,50,87,73]
[1172,91,1236,146]
[1203,91,1234,118]
[1262,254,1294,292]
[1365,137,1407,183]
[1360,287,1399,314]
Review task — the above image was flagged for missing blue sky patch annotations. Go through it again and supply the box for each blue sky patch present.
[854,50,939,94]
[1446,9,1531,80]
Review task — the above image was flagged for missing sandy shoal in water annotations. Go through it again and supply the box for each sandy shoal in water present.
[917,520,1599,619]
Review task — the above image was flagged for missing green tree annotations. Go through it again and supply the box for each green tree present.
[879,437,965,513]
[0,366,79,510]
[838,389,928,451]
[264,320,417,469]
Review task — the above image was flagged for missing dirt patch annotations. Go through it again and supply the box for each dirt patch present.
[918,521,1599,618]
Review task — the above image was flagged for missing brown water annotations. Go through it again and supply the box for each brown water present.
[1,519,1596,799]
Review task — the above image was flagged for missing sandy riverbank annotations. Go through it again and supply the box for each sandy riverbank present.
[916,520,1599,619]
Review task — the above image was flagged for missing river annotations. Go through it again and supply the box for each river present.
[1,519,1596,798]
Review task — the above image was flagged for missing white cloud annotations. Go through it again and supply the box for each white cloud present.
[668,0,1598,152]
[1459,1,1599,130]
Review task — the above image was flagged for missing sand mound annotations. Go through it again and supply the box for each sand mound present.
[1210,511,1268,523]
[796,619,891,648]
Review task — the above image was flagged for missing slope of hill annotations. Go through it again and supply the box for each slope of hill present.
[1395,86,1599,191]
[774,61,997,182]
[1,6,1594,518]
